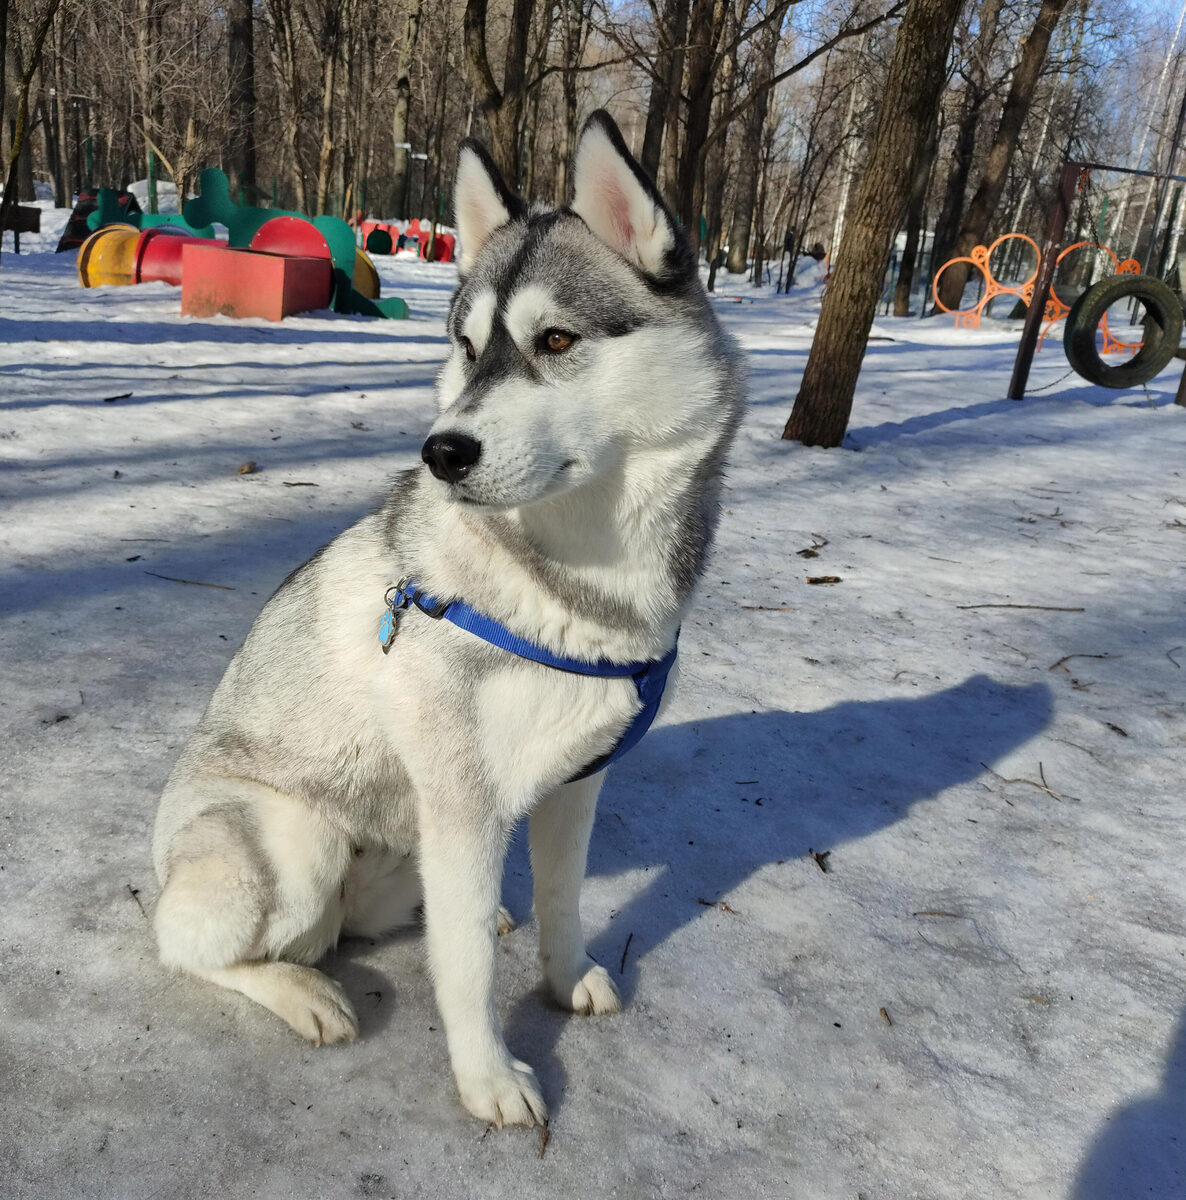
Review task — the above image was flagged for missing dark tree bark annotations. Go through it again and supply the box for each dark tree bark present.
[640,0,689,183]
[227,0,257,204]
[704,11,737,293]
[673,0,727,248]
[892,114,938,315]
[928,0,1002,273]
[0,0,59,264]
[390,0,422,217]
[726,8,783,274]
[555,0,592,202]
[783,0,962,447]
[463,0,533,189]
[934,0,1072,312]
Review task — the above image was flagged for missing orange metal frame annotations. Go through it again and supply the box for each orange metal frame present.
[932,232,1142,355]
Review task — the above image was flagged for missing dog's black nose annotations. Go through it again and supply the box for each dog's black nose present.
[421,432,482,483]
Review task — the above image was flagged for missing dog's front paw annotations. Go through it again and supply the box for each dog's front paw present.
[549,958,622,1016]
[264,963,360,1045]
[457,1059,547,1128]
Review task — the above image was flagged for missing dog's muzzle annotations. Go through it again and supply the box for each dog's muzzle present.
[421,432,482,483]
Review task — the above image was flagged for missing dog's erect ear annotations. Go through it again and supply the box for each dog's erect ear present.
[571,110,692,284]
[454,140,523,274]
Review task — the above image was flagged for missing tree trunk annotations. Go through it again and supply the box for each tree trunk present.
[783,0,962,447]
[893,115,938,315]
[703,18,737,293]
[313,2,344,215]
[726,7,782,274]
[227,0,257,205]
[928,0,1002,272]
[391,0,423,218]
[640,0,688,182]
[52,9,68,202]
[934,0,1072,313]
[555,0,590,202]
[673,0,727,249]
[462,0,533,189]
[0,0,59,264]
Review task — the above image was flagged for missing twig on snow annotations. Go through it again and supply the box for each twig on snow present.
[1168,646,1183,669]
[980,761,1080,803]
[126,884,147,918]
[619,932,634,975]
[959,603,1084,612]
[1048,653,1118,672]
[144,571,234,591]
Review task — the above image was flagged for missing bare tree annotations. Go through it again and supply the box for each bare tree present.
[1,0,60,262]
[390,0,423,217]
[783,0,962,447]
[934,0,1072,312]
[463,0,534,188]
[227,0,256,204]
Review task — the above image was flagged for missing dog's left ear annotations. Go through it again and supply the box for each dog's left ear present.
[454,139,524,274]
[571,110,692,285]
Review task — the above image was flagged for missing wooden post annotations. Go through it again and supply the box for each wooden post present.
[1007,161,1077,400]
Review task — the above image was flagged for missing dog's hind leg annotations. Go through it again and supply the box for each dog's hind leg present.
[529,772,621,1015]
[154,789,359,1045]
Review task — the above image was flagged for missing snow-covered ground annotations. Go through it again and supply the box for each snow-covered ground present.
[2,248,1184,1199]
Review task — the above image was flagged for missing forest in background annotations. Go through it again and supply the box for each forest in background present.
[1,0,1182,296]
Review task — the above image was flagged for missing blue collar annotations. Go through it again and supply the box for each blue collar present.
[380,578,677,780]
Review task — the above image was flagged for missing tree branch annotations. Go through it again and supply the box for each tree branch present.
[705,1,906,150]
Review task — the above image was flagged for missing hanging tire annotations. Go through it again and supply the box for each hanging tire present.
[1063,274,1183,389]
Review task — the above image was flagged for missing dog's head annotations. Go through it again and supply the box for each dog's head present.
[422,111,732,510]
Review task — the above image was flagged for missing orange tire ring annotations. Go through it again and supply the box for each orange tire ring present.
[932,234,1142,356]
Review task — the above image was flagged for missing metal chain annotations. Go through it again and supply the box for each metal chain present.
[1025,365,1079,393]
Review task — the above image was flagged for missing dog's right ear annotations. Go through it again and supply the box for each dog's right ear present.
[454,140,523,275]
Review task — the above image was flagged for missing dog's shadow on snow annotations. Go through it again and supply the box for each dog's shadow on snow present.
[502,672,1052,1115]
[1073,1005,1186,1199]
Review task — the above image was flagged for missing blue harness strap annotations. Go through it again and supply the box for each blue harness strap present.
[380,578,677,780]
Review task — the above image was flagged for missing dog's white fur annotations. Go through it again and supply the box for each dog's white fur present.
[152,115,742,1128]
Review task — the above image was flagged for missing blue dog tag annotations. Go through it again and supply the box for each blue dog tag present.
[379,606,400,653]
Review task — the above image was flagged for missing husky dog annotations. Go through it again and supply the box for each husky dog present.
[151,111,744,1127]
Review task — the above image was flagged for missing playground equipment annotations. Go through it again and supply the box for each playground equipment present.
[182,168,407,318]
[181,245,333,321]
[135,225,224,286]
[76,224,142,287]
[1009,161,1186,402]
[932,232,1142,353]
[57,189,141,252]
[74,169,407,320]
[1062,274,1183,389]
[85,186,214,237]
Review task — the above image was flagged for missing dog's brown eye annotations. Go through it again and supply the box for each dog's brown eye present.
[460,336,476,362]
[540,329,577,354]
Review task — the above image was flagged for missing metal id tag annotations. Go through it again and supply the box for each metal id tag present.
[379,604,402,654]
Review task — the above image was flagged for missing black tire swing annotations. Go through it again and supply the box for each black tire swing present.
[1063,274,1183,389]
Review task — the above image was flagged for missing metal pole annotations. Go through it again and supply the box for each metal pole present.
[1008,162,1078,400]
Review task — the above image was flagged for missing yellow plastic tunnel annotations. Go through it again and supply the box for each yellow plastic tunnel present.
[76,225,142,288]
[353,248,380,300]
